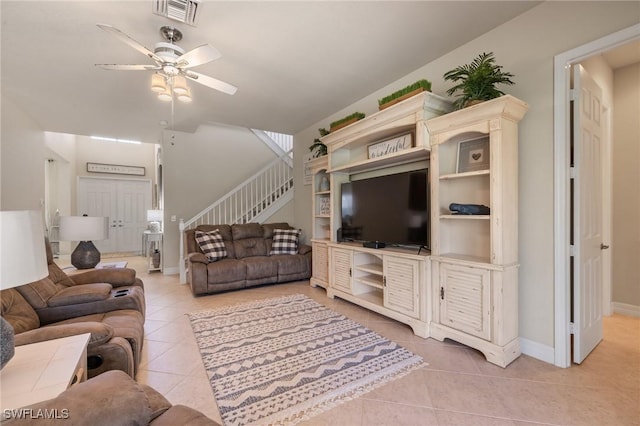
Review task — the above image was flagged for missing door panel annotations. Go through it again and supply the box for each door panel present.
[572,64,604,364]
[78,177,151,254]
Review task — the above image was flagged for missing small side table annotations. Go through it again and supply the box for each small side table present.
[143,230,163,273]
[62,261,128,276]
[0,333,90,411]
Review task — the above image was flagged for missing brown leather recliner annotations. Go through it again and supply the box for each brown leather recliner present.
[1,370,220,425]
[14,238,145,325]
[0,288,143,378]
[0,238,145,378]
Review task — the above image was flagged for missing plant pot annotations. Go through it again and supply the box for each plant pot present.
[463,99,485,108]
[378,87,427,111]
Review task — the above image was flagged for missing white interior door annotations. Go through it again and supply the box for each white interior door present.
[117,180,151,252]
[78,177,151,254]
[572,64,604,364]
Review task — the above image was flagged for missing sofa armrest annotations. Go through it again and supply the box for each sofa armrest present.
[299,244,312,256]
[47,283,112,307]
[1,370,152,425]
[188,253,209,264]
[15,321,114,348]
[70,268,140,288]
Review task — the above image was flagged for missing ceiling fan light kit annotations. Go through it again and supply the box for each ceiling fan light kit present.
[151,73,166,93]
[95,23,237,103]
[173,75,189,95]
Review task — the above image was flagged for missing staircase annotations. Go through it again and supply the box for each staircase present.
[179,148,294,282]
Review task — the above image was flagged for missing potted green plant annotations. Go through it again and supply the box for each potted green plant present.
[309,127,329,157]
[378,79,432,110]
[443,52,515,110]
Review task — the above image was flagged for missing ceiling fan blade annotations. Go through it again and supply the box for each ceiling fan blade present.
[97,23,163,64]
[96,64,161,71]
[186,71,237,95]
[176,45,221,69]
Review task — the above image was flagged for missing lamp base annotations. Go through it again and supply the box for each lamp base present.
[71,240,101,269]
[1,316,15,369]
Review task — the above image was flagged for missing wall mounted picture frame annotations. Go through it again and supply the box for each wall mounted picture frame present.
[457,137,490,173]
[87,162,145,176]
[367,132,413,159]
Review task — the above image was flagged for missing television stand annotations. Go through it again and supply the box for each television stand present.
[327,242,430,337]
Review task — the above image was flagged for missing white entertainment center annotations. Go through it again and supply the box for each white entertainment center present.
[309,91,528,367]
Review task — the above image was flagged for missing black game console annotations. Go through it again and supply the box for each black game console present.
[363,241,386,249]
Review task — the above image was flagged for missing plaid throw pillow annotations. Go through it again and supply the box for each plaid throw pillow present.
[270,228,301,255]
[195,229,227,262]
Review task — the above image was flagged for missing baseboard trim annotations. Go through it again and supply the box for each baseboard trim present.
[162,266,179,275]
[612,302,640,317]
[520,337,555,364]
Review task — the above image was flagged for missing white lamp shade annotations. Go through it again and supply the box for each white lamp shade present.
[59,216,109,241]
[0,210,49,289]
[146,210,163,222]
[151,74,167,93]
[173,75,188,95]
[177,87,192,103]
[158,88,172,102]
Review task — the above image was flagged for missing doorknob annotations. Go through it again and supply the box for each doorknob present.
[600,243,610,250]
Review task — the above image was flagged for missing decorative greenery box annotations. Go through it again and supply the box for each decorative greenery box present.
[378,79,432,111]
[329,112,365,132]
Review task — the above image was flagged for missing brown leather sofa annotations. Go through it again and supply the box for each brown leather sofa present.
[2,370,220,425]
[0,239,145,378]
[184,222,311,296]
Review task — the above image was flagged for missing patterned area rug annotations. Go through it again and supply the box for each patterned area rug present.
[188,294,425,426]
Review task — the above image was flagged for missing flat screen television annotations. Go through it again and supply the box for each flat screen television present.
[340,169,429,248]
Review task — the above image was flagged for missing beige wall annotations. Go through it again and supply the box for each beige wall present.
[612,62,640,307]
[1,96,47,210]
[293,1,639,352]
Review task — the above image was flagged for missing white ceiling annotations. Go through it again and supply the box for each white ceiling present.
[1,1,545,142]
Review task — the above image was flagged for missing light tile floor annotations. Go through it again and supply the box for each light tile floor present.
[115,256,639,425]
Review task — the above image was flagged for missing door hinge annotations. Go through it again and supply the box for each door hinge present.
[569,245,575,257]
[569,89,576,101]
[569,322,576,334]
[383,276,386,287]
[569,166,576,179]
[349,268,352,277]
[440,287,444,300]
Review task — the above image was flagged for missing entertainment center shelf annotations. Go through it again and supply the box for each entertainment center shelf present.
[309,90,528,367]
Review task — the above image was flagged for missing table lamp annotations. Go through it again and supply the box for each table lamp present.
[147,210,163,233]
[59,215,109,269]
[0,210,49,369]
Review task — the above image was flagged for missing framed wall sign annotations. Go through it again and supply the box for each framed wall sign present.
[457,137,490,173]
[367,132,413,159]
[87,162,145,176]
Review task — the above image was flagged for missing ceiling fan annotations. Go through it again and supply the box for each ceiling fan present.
[95,24,237,98]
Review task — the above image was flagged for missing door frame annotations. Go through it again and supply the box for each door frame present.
[553,23,640,368]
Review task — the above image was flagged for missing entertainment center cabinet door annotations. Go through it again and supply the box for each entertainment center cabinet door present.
[438,261,491,341]
[310,241,329,288]
[329,247,353,294]
[383,255,423,319]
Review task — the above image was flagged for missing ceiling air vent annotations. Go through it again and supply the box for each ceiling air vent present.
[153,0,200,27]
